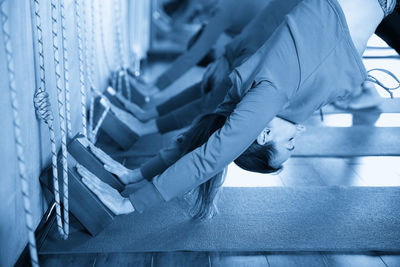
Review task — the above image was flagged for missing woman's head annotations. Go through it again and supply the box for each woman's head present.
[181,113,305,219]
[235,117,305,173]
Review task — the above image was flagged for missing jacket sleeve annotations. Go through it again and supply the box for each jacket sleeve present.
[156,98,203,134]
[156,82,203,116]
[140,135,185,180]
[130,80,289,212]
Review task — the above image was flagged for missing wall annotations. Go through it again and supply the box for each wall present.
[0,0,147,266]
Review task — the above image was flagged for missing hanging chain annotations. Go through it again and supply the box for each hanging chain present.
[74,0,88,137]
[88,0,96,86]
[110,1,120,89]
[60,0,72,135]
[1,1,39,266]
[94,99,111,137]
[121,0,131,100]
[115,0,131,100]
[84,0,96,142]
[88,0,98,142]
[85,0,111,143]
[32,0,67,241]
[113,0,122,94]
[50,0,69,238]
[98,0,113,74]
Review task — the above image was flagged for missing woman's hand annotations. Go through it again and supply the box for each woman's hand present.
[108,102,145,135]
[89,144,144,184]
[131,78,160,99]
[77,164,135,215]
[108,102,158,136]
[115,93,155,122]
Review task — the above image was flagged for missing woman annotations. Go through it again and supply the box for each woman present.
[130,0,269,98]
[110,0,303,137]
[79,0,398,218]
[114,6,400,138]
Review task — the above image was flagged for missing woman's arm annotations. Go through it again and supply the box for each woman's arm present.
[130,80,289,212]
[156,82,203,116]
[139,136,186,180]
[153,81,288,198]
[154,9,231,90]
[155,98,203,133]
[131,15,304,212]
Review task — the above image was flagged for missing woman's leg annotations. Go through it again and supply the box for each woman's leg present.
[376,12,400,54]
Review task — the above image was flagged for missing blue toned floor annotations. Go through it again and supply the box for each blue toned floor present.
[38,252,400,267]
[39,35,400,266]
